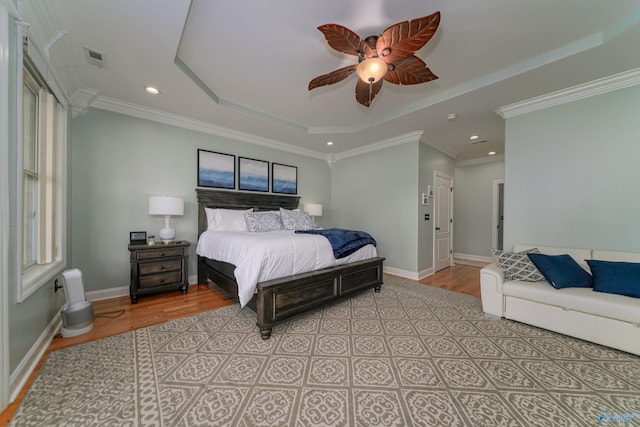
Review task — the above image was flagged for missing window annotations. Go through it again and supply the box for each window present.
[19,58,66,302]
[22,68,39,267]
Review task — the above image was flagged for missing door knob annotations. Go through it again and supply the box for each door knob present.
[435,227,440,230]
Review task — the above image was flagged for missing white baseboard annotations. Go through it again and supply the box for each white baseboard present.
[454,253,493,263]
[383,266,418,281]
[86,286,129,301]
[86,277,200,302]
[10,312,61,403]
[383,266,435,281]
[417,268,434,280]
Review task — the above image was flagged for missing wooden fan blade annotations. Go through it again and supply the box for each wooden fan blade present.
[355,78,383,107]
[309,65,357,90]
[384,56,438,85]
[317,24,363,56]
[376,11,440,64]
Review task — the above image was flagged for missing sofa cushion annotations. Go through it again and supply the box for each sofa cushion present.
[492,248,544,282]
[503,281,640,324]
[527,253,593,289]
[587,260,640,298]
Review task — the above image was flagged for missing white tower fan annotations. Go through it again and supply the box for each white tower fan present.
[60,268,95,337]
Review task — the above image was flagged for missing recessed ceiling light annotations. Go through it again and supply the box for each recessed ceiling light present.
[144,86,160,95]
[326,141,334,146]
[488,151,496,156]
[470,135,479,140]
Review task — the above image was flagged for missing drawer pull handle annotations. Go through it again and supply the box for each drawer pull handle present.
[160,252,165,256]
[160,266,165,270]
[159,279,165,283]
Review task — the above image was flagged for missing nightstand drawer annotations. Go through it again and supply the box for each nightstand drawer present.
[136,248,184,260]
[139,260,182,275]
[128,241,190,303]
[139,271,182,288]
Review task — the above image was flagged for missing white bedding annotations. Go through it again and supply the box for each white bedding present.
[196,230,377,307]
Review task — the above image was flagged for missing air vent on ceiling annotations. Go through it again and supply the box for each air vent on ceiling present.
[83,46,107,68]
[469,139,487,144]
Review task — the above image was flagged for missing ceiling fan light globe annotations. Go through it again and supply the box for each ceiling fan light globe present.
[356,58,387,84]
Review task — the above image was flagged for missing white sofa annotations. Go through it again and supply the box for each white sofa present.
[480,244,640,356]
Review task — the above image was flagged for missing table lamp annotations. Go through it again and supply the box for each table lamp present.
[304,203,323,227]
[148,196,184,243]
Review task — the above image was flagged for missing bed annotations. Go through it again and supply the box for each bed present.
[196,188,385,339]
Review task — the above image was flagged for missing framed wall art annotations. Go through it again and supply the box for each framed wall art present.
[197,149,235,189]
[272,163,297,194]
[239,157,269,192]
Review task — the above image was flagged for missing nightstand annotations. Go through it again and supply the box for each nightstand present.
[128,241,190,303]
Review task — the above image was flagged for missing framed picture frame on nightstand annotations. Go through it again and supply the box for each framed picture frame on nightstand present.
[129,231,147,245]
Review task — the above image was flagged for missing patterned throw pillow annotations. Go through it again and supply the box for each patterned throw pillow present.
[244,211,284,232]
[279,208,314,230]
[492,248,544,282]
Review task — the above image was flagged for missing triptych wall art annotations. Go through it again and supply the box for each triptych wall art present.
[197,149,297,194]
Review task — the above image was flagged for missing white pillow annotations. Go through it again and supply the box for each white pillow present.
[205,208,253,231]
[279,207,314,230]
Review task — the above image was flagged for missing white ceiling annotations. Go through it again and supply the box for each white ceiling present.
[20,0,640,162]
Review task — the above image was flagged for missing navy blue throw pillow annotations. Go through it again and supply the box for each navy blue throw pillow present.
[527,253,593,289]
[586,259,640,298]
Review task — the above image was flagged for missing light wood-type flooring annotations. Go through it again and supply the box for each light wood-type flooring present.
[0,262,482,425]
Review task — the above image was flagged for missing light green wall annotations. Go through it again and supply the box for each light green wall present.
[70,109,332,292]
[454,161,504,257]
[331,141,420,272]
[418,143,455,271]
[504,85,640,252]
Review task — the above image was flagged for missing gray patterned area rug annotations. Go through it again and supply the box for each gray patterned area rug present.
[10,276,640,426]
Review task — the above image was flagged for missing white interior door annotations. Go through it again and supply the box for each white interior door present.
[434,172,453,272]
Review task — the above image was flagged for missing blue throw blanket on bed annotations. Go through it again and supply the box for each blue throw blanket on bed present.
[295,228,377,259]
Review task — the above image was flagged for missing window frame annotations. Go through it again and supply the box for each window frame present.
[16,45,67,303]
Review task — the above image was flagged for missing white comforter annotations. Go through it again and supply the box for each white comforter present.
[196,230,377,307]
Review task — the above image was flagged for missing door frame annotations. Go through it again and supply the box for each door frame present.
[433,170,454,271]
[492,179,505,250]
[0,4,10,410]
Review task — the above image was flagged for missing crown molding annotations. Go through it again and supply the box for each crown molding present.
[497,67,640,118]
[335,130,424,160]
[85,95,452,164]
[456,155,504,167]
[421,140,457,159]
[90,96,326,160]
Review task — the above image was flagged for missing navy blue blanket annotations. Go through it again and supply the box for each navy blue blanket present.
[295,228,377,259]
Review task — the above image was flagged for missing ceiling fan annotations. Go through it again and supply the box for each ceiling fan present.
[308,11,441,107]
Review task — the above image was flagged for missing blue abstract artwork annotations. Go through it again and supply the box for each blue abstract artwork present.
[272,163,297,194]
[239,157,269,192]
[198,150,235,189]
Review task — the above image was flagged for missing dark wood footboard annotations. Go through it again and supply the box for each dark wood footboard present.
[249,257,385,339]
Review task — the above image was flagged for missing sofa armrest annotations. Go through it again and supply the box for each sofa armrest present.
[480,263,505,317]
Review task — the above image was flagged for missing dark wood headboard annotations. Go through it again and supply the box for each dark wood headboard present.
[195,188,300,237]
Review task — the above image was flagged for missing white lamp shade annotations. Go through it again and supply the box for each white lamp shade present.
[148,196,184,216]
[304,203,323,217]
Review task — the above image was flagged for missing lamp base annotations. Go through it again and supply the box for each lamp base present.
[159,216,176,243]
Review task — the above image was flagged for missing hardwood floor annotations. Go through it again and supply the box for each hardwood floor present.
[419,262,484,297]
[0,263,481,425]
